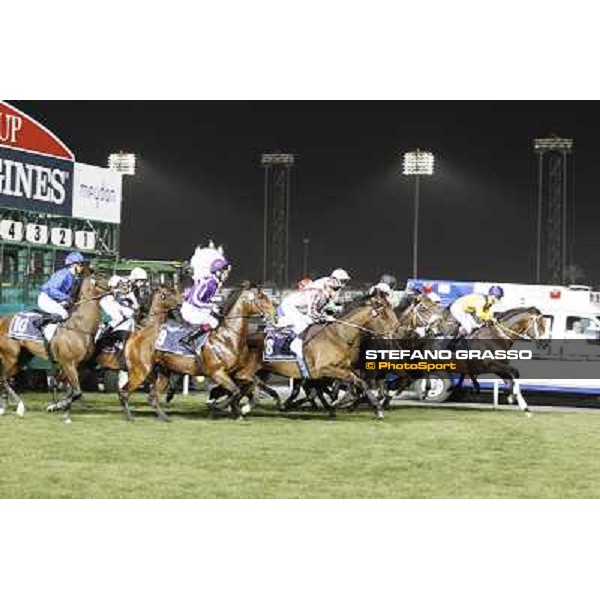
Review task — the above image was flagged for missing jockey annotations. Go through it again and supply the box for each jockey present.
[277,279,336,369]
[312,268,351,314]
[37,251,87,324]
[180,242,230,348]
[99,273,142,340]
[449,285,504,336]
[297,277,313,291]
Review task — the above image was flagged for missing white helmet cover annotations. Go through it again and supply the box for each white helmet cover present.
[370,282,392,296]
[108,274,124,288]
[130,267,148,281]
[190,242,228,281]
[331,268,350,281]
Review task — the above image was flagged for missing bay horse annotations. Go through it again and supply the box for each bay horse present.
[0,270,111,421]
[233,293,400,420]
[119,283,275,419]
[92,284,182,420]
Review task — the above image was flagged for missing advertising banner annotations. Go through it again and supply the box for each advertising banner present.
[0,146,74,216]
[72,162,122,224]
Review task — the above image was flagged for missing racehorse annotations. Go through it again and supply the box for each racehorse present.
[119,283,275,419]
[93,284,182,420]
[234,292,400,420]
[0,270,111,421]
[393,300,547,410]
[450,307,547,411]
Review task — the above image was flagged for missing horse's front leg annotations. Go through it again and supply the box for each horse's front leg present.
[47,362,81,423]
[148,370,171,422]
[209,368,243,419]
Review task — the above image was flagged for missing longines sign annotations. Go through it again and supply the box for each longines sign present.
[0,101,121,224]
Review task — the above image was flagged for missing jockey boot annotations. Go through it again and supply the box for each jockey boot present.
[180,325,209,350]
[37,313,64,330]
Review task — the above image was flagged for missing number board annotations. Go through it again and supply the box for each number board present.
[25,223,49,244]
[0,219,24,242]
[50,227,73,247]
[75,230,96,251]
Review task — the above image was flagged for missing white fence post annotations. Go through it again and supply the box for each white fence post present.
[493,380,499,410]
[183,374,190,395]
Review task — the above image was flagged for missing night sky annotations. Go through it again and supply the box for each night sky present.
[11,101,600,287]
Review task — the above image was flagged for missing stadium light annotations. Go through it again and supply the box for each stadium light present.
[261,153,295,166]
[534,136,573,153]
[108,151,137,175]
[402,149,435,278]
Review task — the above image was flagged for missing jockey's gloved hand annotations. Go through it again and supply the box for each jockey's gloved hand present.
[324,314,336,323]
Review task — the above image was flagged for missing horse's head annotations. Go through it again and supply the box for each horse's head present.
[363,294,400,338]
[400,295,445,336]
[150,285,182,314]
[76,271,111,301]
[221,282,275,322]
[496,307,548,347]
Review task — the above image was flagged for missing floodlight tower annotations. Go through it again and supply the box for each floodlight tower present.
[533,135,573,285]
[108,151,137,175]
[402,149,435,279]
[261,152,295,287]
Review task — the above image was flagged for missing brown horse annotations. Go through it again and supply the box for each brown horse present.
[91,285,182,419]
[234,293,400,419]
[0,270,111,421]
[119,283,275,419]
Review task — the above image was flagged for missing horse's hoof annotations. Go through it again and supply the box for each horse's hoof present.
[241,404,251,415]
[0,407,5,416]
[526,411,533,418]
[376,410,385,420]
[157,413,170,423]
[65,416,72,425]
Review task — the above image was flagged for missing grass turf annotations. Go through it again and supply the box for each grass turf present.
[1,392,599,498]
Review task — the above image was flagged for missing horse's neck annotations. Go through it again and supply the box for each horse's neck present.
[499,310,535,335]
[66,297,102,332]
[215,300,249,346]
[332,307,370,344]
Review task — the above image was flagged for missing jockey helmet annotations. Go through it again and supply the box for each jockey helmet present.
[298,277,313,290]
[331,268,350,282]
[210,257,229,274]
[370,282,392,297]
[488,285,504,299]
[65,251,87,266]
[108,274,124,288]
[130,267,148,281]
[379,273,397,289]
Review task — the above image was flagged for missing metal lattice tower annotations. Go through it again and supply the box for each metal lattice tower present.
[534,135,573,285]
[261,152,294,287]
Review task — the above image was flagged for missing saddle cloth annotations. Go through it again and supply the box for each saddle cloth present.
[8,311,57,342]
[263,326,296,362]
[155,321,208,357]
